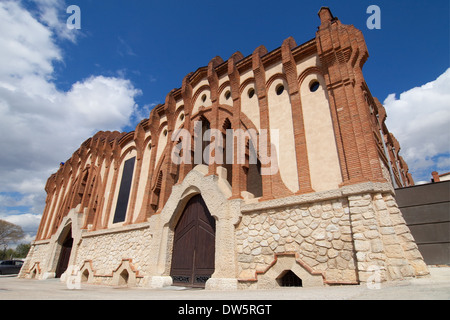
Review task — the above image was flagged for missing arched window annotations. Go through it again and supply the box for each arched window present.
[151,171,163,211]
[246,140,262,198]
[202,120,211,166]
[113,157,136,223]
[193,116,211,166]
[222,118,233,186]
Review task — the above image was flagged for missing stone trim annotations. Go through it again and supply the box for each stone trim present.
[242,181,393,214]
[237,252,326,282]
[81,221,151,238]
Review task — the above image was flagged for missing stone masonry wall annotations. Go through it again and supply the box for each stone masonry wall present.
[19,242,52,279]
[236,190,429,288]
[236,197,359,285]
[75,224,152,285]
[21,184,428,290]
[349,193,429,282]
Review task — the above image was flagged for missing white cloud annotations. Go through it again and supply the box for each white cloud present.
[0,1,61,78]
[65,75,141,129]
[384,68,450,181]
[437,156,450,170]
[32,0,79,42]
[0,0,142,237]
[0,213,42,246]
[1,213,42,234]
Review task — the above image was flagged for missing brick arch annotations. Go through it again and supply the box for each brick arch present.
[297,66,324,86]
[218,80,231,96]
[192,85,211,107]
[265,73,289,91]
[46,208,84,280]
[118,146,137,165]
[156,120,169,138]
[151,165,239,290]
[239,77,256,95]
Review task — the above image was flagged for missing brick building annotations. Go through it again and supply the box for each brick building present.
[20,8,428,289]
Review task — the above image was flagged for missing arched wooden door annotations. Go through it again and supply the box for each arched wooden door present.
[170,195,216,288]
[55,230,73,278]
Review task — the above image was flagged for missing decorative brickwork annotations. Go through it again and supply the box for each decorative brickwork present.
[20,7,425,289]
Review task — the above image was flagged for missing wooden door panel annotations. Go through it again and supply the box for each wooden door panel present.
[170,195,215,287]
[171,226,196,271]
[55,232,73,278]
[195,226,215,270]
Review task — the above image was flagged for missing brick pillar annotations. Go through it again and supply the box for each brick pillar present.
[252,45,274,200]
[228,52,246,199]
[281,37,314,194]
[207,57,223,178]
[316,7,384,185]
[432,171,441,183]
[178,74,195,182]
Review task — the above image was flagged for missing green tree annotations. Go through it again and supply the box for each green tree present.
[15,243,31,258]
[0,248,16,260]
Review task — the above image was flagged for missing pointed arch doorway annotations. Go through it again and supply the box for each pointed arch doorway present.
[170,195,216,288]
[55,229,73,278]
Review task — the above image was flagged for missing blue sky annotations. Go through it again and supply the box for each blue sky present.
[0,0,449,243]
[53,0,449,122]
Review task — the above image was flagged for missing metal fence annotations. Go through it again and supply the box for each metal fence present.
[396,181,450,265]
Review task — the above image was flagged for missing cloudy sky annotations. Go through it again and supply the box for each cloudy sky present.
[0,0,449,244]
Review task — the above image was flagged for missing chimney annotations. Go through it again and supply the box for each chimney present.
[432,171,440,183]
[318,7,335,27]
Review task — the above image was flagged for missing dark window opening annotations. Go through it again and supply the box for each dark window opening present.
[222,119,233,186]
[276,84,285,96]
[309,80,320,93]
[201,119,211,165]
[247,141,262,198]
[277,270,303,287]
[119,269,129,286]
[193,118,210,166]
[113,157,136,224]
[151,171,163,211]
[81,269,90,283]
[248,88,255,99]
[55,230,73,278]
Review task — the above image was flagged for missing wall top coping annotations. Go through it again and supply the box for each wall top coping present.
[241,181,394,214]
[81,221,151,239]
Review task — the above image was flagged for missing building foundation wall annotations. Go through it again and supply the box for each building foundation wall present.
[21,181,428,290]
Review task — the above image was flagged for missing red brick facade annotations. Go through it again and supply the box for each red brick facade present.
[35,7,413,242]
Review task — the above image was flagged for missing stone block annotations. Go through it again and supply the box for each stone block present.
[354,240,370,252]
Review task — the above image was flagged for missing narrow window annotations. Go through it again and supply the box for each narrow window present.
[113,157,136,223]
[202,119,211,165]
[222,119,233,186]
[246,141,262,197]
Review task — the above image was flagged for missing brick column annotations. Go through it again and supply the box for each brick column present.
[281,37,314,194]
[252,45,274,200]
[316,7,384,185]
